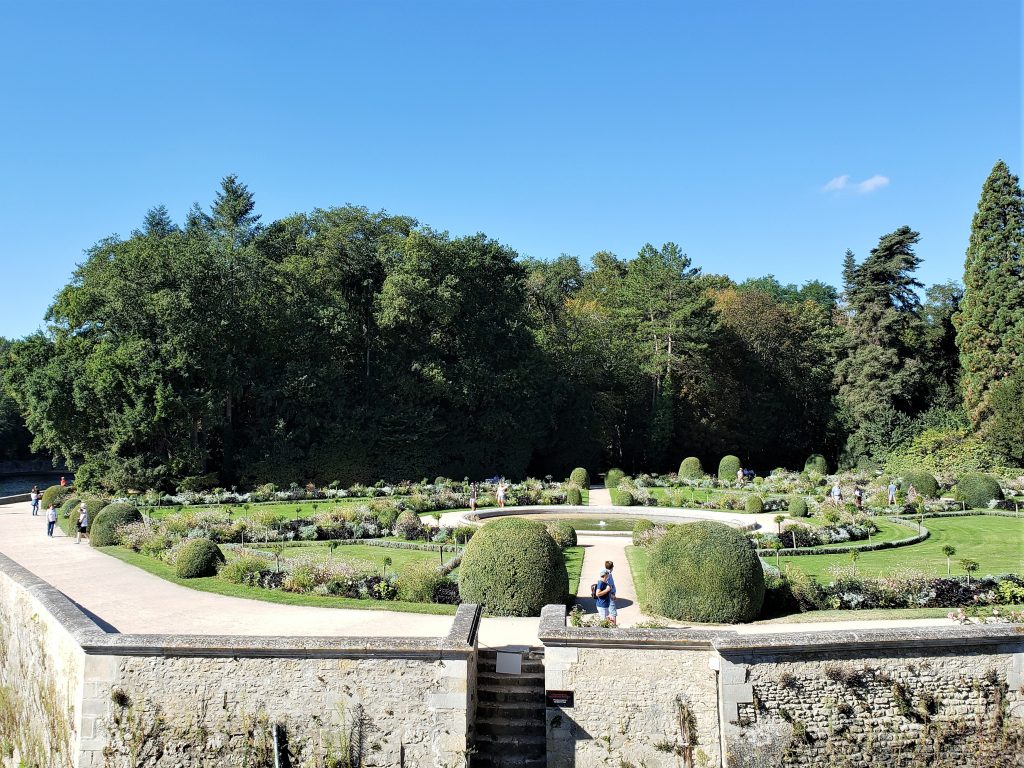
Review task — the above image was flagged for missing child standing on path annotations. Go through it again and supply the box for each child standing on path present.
[45,504,57,537]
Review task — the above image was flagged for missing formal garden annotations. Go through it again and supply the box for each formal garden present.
[30,454,1024,625]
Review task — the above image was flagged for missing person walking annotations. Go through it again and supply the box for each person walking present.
[604,561,618,624]
[469,483,478,512]
[45,504,57,537]
[30,486,40,516]
[887,481,898,506]
[830,483,842,506]
[594,570,616,625]
[496,482,506,508]
[853,485,864,509]
[76,503,89,543]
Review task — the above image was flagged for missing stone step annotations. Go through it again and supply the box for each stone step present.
[476,703,545,721]
[470,753,546,768]
[476,686,544,705]
[475,718,546,739]
[472,733,546,759]
[477,658,545,675]
[477,669,546,683]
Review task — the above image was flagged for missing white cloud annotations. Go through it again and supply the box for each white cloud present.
[822,173,890,195]
[856,174,890,193]
[822,175,850,192]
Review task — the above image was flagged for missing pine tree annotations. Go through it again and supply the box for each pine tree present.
[954,160,1024,432]
[835,226,925,465]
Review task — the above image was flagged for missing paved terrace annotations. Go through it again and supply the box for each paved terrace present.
[0,498,954,648]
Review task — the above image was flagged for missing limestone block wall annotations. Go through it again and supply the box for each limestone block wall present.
[0,553,480,768]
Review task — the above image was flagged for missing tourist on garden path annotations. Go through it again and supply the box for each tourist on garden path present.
[30,487,40,516]
[76,504,88,543]
[594,570,615,625]
[830,483,842,505]
[853,485,864,509]
[604,560,618,623]
[469,482,478,512]
[45,504,57,537]
[496,482,506,508]
[887,481,898,505]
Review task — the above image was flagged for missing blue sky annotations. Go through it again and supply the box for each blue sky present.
[0,1,1020,339]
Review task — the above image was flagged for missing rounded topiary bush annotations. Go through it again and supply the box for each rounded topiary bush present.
[647,521,765,623]
[679,457,703,480]
[954,473,1004,509]
[546,520,577,549]
[632,519,655,547]
[569,467,590,487]
[718,455,741,481]
[899,470,939,499]
[59,496,81,518]
[42,484,72,510]
[90,503,143,547]
[458,518,568,616]
[788,496,808,518]
[605,468,625,490]
[744,495,764,514]
[174,539,225,579]
[609,487,634,506]
[565,486,583,506]
[394,510,423,539]
[804,454,829,474]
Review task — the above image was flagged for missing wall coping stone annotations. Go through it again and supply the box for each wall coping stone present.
[0,552,481,660]
[539,604,1024,654]
[0,493,31,504]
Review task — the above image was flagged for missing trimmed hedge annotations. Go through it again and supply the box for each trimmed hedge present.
[569,467,590,487]
[90,503,143,547]
[41,484,72,510]
[756,517,927,557]
[744,495,764,514]
[678,457,703,480]
[175,539,225,578]
[394,510,422,540]
[458,518,568,616]
[604,468,625,490]
[804,454,829,474]
[609,488,634,506]
[648,521,765,623]
[900,470,939,499]
[788,496,808,518]
[59,497,107,537]
[565,487,583,506]
[954,473,1004,509]
[546,520,578,549]
[632,519,655,547]
[718,455,741,481]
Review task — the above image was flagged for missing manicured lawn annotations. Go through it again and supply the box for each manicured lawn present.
[776,515,1024,580]
[625,545,650,611]
[99,546,458,614]
[275,543,441,574]
[143,498,369,522]
[774,518,912,548]
[564,546,584,596]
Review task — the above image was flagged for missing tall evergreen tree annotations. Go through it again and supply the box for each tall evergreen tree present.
[953,160,1024,432]
[835,226,925,465]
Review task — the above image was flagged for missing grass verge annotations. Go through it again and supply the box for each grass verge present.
[564,546,584,597]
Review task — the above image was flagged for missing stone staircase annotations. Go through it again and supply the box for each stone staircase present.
[471,648,546,768]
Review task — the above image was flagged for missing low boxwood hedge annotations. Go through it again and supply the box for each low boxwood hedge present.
[90,503,144,547]
[678,457,703,479]
[604,468,625,490]
[900,470,939,499]
[718,455,741,481]
[565,487,583,506]
[175,539,225,579]
[954,473,1004,510]
[609,488,634,506]
[569,467,590,487]
[788,497,808,518]
[546,520,577,549]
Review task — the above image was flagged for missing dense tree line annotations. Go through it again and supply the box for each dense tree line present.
[2,163,1021,491]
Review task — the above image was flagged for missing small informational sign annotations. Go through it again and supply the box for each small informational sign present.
[546,690,574,708]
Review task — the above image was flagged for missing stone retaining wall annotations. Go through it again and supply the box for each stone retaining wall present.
[0,553,479,768]
[539,606,1024,768]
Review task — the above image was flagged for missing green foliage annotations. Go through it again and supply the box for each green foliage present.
[744,495,764,514]
[545,520,577,549]
[458,518,567,616]
[89,503,143,547]
[988,368,1024,465]
[569,467,589,487]
[174,539,225,578]
[394,510,422,540]
[604,468,625,489]
[632,519,656,547]
[898,470,939,499]
[955,161,1024,433]
[59,496,81,519]
[220,555,269,584]
[647,521,765,623]
[41,484,71,510]
[609,487,634,506]
[803,454,829,474]
[884,423,1001,475]
[718,455,741,481]
[788,497,808,518]
[396,560,446,603]
[954,473,1004,509]
[678,457,703,479]
[565,486,582,506]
